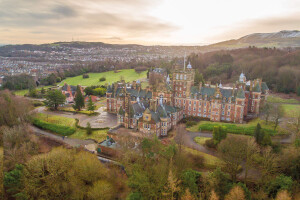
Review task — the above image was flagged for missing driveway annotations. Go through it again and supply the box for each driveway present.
[35,106,117,128]
[79,107,118,128]
[183,131,215,156]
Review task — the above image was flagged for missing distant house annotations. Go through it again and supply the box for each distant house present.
[61,83,83,103]
[84,95,99,102]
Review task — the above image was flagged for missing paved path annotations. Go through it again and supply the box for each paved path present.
[35,106,117,128]
[30,125,96,147]
[79,107,117,128]
[183,131,215,156]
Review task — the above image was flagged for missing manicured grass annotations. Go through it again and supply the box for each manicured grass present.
[187,118,277,136]
[34,113,108,141]
[281,104,300,118]
[14,85,54,96]
[267,95,300,104]
[70,129,108,142]
[183,147,222,169]
[59,69,147,87]
[194,137,210,145]
[35,113,76,127]
[59,107,99,115]
[33,118,76,136]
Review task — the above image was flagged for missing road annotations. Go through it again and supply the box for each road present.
[183,131,215,156]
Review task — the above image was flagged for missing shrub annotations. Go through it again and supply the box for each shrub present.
[32,118,75,136]
[198,123,276,136]
[135,66,148,73]
[186,121,197,128]
[82,74,89,79]
[99,77,106,82]
[187,153,205,168]
[267,175,293,198]
[205,138,217,149]
[32,101,44,107]
[181,169,202,195]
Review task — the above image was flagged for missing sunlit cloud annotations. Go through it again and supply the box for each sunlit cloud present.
[0,0,299,45]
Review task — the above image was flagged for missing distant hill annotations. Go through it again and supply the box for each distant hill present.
[207,30,300,50]
[1,30,299,54]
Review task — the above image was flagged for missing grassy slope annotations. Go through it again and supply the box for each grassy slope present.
[183,147,222,169]
[14,85,54,96]
[267,95,300,104]
[194,137,210,145]
[281,104,300,118]
[59,69,147,86]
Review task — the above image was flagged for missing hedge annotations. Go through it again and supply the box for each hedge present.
[198,123,276,136]
[33,118,76,136]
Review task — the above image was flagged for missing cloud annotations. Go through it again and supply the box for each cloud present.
[0,0,176,44]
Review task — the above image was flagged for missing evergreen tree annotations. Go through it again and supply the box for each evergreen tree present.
[213,126,227,144]
[44,90,66,110]
[194,70,205,86]
[73,86,85,111]
[87,96,96,113]
[86,122,92,135]
[254,123,264,145]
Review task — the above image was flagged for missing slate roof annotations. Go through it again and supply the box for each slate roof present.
[236,88,246,99]
[261,82,269,93]
[253,83,261,92]
[190,86,236,101]
[110,87,152,99]
[62,83,77,92]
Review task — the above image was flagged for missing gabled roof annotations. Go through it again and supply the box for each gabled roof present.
[261,82,269,93]
[253,83,261,92]
[237,88,245,99]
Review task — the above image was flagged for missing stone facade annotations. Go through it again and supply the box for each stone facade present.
[106,80,183,137]
[107,63,269,135]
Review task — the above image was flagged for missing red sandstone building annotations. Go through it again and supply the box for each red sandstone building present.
[107,62,269,135]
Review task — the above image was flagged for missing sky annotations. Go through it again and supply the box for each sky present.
[0,0,299,45]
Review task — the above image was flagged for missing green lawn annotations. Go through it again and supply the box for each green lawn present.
[59,69,147,87]
[187,118,277,136]
[34,113,107,141]
[183,147,222,169]
[267,95,300,104]
[35,113,76,127]
[14,85,55,96]
[69,129,108,142]
[194,137,210,145]
[281,104,300,118]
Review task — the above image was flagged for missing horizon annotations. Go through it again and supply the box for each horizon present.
[1,0,300,45]
[2,29,300,46]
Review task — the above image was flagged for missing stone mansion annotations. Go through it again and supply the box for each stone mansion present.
[106,63,269,136]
